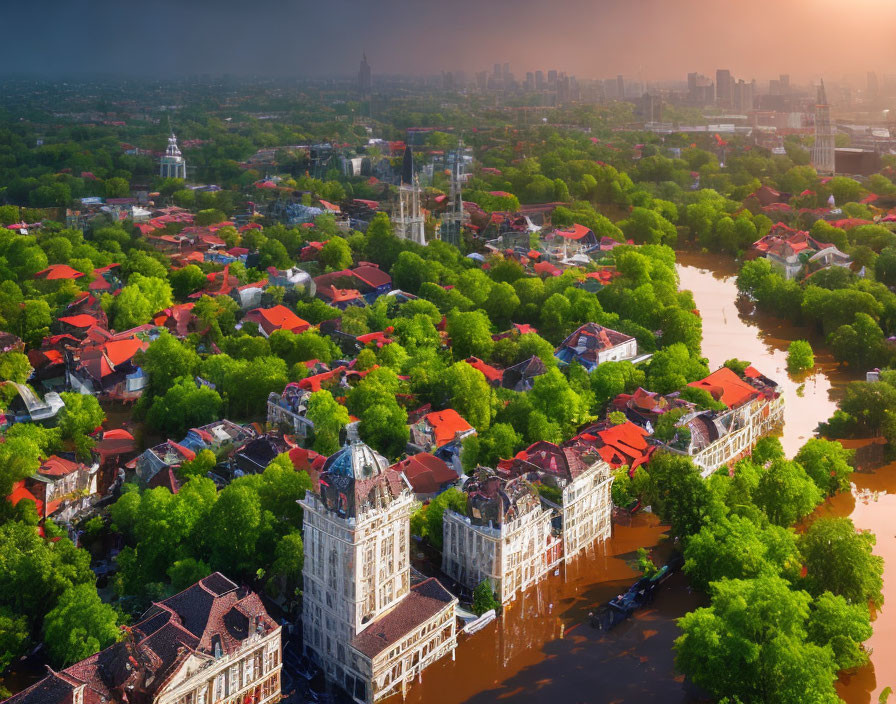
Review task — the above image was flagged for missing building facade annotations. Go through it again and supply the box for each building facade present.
[811,81,836,176]
[442,471,562,603]
[301,442,457,703]
[6,574,281,704]
[393,147,426,246]
[160,133,187,179]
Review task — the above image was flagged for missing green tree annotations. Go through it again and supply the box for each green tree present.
[319,236,353,271]
[169,264,207,300]
[753,459,822,526]
[794,439,853,496]
[644,452,719,540]
[801,517,884,606]
[807,591,872,670]
[786,340,815,373]
[447,310,494,361]
[43,585,121,667]
[306,390,351,455]
[146,377,223,437]
[675,575,839,704]
[0,352,32,384]
[178,449,217,481]
[135,331,201,398]
[472,579,500,616]
[0,607,29,672]
[57,392,105,459]
[444,362,493,432]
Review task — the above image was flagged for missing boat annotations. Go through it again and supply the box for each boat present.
[590,553,684,631]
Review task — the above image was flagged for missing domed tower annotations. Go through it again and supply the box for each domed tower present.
[300,441,457,703]
[160,132,187,179]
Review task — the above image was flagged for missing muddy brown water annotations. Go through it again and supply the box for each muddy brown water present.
[400,252,891,704]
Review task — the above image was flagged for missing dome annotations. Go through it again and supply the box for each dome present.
[322,441,389,481]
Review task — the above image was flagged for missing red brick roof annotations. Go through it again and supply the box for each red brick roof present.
[244,305,310,336]
[391,453,457,494]
[35,264,84,280]
[351,578,455,658]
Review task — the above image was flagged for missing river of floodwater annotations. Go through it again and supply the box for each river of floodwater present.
[400,251,892,704]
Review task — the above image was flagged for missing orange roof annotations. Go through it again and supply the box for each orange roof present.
[688,367,760,409]
[465,356,503,383]
[35,264,84,280]
[38,455,80,478]
[7,480,43,515]
[422,409,474,447]
[246,305,310,335]
[104,337,148,366]
[58,314,99,329]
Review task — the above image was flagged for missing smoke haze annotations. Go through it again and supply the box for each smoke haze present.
[3,0,895,81]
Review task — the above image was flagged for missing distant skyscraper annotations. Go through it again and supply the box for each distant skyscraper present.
[159,132,186,179]
[358,54,371,94]
[535,70,545,90]
[617,74,625,99]
[734,79,754,112]
[779,74,790,93]
[493,63,501,78]
[716,69,732,107]
[548,69,558,85]
[687,72,698,96]
[811,81,836,176]
[868,71,880,99]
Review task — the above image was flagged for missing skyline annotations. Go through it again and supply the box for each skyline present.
[3,0,896,82]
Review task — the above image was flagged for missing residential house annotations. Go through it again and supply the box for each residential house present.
[500,355,546,391]
[554,323,638,370]
[390,453,459,500]
[572,420,654,471]
[408,409,476,471]
[301,441,457,703]
[5,574,281,704]
[244,305,310,337]
[662,366,785,477]
[9,454,99,524]
[67,330,150,398]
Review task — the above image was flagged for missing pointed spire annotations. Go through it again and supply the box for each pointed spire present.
[401,145,415,185]
[817,80,828,106]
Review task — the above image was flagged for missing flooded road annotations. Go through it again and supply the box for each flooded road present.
[399,252,885,704]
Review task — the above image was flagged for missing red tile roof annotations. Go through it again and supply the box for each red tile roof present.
[688,367,761,409]
[244,305,310,335]
[35,264,85,280]
[350,578,455,658]
[391,453,457,494]
[58,314,99,329]
[421,409,474,448]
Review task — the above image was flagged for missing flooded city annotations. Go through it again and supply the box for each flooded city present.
[400,253,894,704]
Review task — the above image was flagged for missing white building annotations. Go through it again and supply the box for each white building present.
[666,366,785,477]
[160,132,187,179]
[301,442,457,703]
[6,573,281,704]
[554,322,639,371]
[392,146,426,245]
[442,471,562,603]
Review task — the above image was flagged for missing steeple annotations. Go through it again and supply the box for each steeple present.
[400,144,415,185]
[811,79,835,176]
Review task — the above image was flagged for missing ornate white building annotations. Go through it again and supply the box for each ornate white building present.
[160,132,187,179]
[301,442,457,703]
[393,146,426,245]
[811,81,835,176]
[442,470,562,603]
[6,573,282,704]
[665,366,785,477]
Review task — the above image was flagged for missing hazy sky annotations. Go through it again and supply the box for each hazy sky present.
[2,0,895,82]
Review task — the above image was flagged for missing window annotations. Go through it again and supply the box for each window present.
[243,655,255,687]
[214,673,226,701]
[229,664,239,693]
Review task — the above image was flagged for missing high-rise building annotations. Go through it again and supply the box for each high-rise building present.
[358,54,372,94]
[617,74,625,99]
[868,71,880,99]
[734,79,754,112]
[716,69,733,107]
[548,69,558,85]
[301,442,457,703]
[811,81,836,175]
[393,145,426,245]
[779,74,790,93]
[535,70,545,90]
[159,132,186,179]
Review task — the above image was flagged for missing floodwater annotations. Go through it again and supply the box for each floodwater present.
[399,251,890,704]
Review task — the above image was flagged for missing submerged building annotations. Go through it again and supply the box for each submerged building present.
[442,469,562,603]
[663,366,785,477]
[301,441,457,703]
